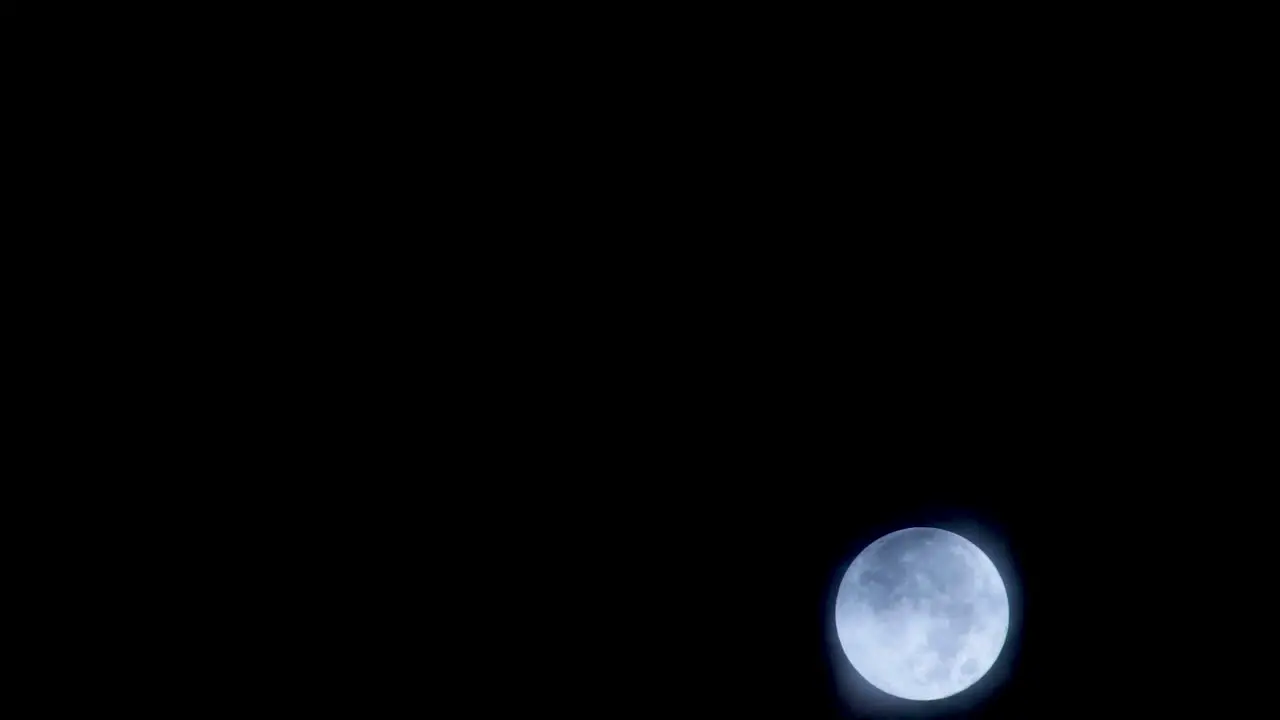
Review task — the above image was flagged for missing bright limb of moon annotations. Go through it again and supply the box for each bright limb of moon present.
[835,527,1010,701]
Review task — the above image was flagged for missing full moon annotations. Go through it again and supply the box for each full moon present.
[835,527,1010,701]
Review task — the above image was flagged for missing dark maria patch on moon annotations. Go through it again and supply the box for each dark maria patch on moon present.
[847,528,981,616]
[927,624,963,661]
[949,602,975,633]
[960,658,979,676]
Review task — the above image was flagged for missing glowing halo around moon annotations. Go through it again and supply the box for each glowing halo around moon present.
[834,527,1011,702]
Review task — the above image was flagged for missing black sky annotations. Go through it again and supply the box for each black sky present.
[526,391,1252,718]
[3,4,1270,716]
[476,290,1264,718]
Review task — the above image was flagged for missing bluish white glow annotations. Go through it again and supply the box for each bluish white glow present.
[834,527,1010,701]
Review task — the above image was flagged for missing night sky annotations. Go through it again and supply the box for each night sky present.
[492,305,1260,718]
[532,398,1247,718]
[1,4,1265,716]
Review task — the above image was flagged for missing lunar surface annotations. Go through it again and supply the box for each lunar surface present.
[835,527,1010,701]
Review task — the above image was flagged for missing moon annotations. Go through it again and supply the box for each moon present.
[835,527,1010,701]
